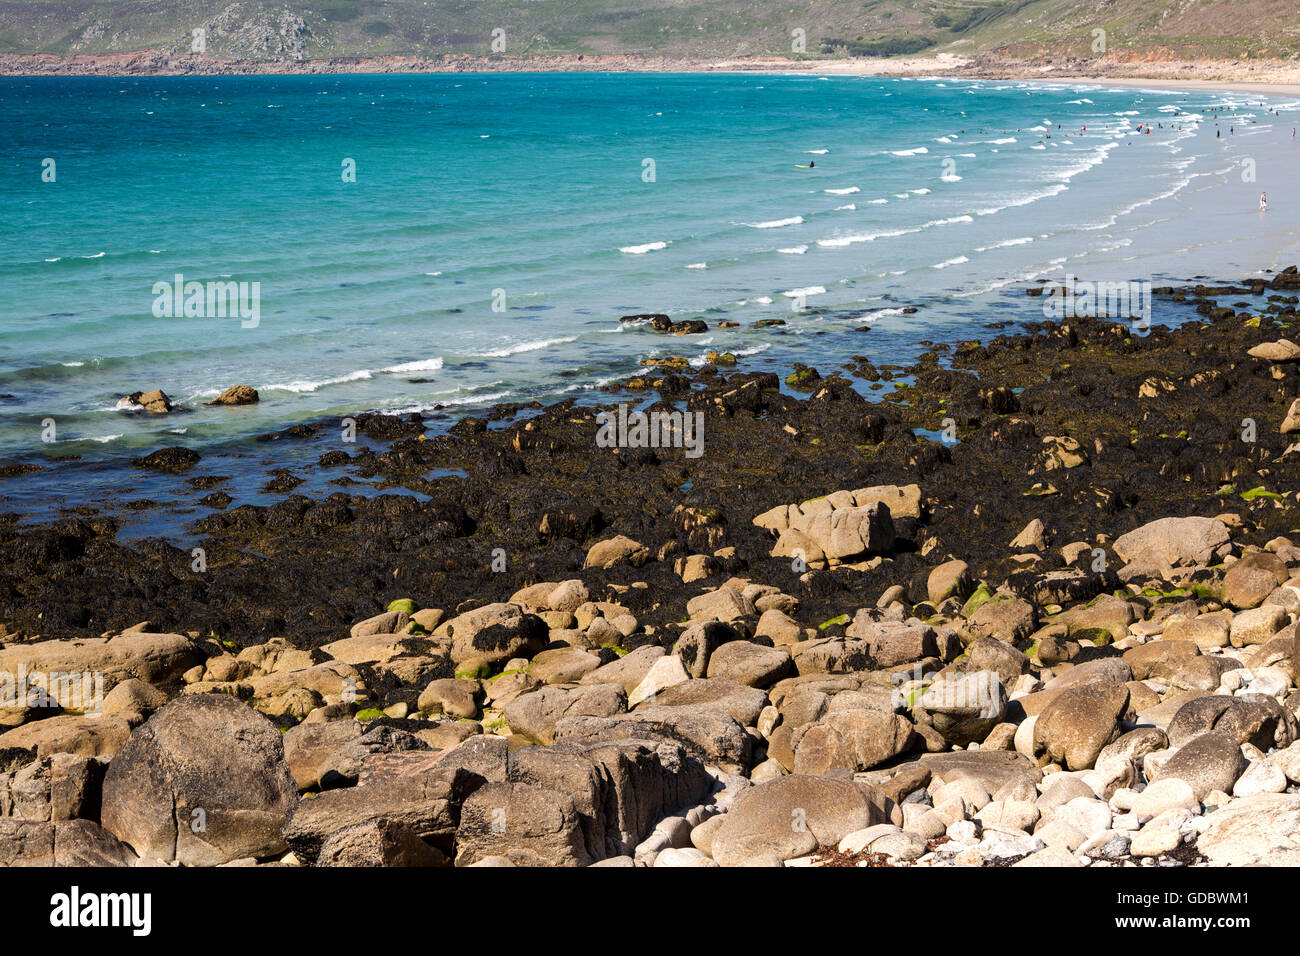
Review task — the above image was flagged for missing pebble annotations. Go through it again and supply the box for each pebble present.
[1053,796,1112,837]
[1109,787,1138,812]
[654,847,717,867]
[1232,759,1287,797]
[979,827,1044,860]
[946,820,980,845]
[1078,831,1130,860]
[838,824,902,855]
[1130,808,1191,857]
[1131,778,1198,820]
[1036,819,1087,851]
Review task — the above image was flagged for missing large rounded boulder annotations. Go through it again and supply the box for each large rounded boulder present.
[1033,682,1129,771]
[710,775,885,866]
[101,695,298,866]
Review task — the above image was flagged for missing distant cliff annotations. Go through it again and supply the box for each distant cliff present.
[0,0,1296,63]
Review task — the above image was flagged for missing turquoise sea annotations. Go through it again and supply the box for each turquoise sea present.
[2,72,1299,521]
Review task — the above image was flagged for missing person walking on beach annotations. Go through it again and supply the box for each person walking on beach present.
[1260,192,1268,212]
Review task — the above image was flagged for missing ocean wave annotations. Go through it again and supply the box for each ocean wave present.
[620,241,667,254]
[745,216,804,229]
[477,337,577,358]
[686,262,707,270]
[1058,142,1117,180]
[806,149,828,155]
[816,213,972,249]
[778,245,808,254]
[824,187,860,195]
[259,369,373,393]
[818,227,910,248]
[974,237,1035,252]
[858,307,905,322]
[383,357,445,374]
[933,256,969,269]
[380,391,513,415]
[834,204,855,211]
[44,251,107,263]
[782,286,826,298]
[891,147,929,156]
[974,184,1068,216]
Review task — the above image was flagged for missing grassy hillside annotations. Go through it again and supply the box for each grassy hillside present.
[0,0,1296,60]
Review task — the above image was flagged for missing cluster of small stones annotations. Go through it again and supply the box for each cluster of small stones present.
[4,482,1300,867]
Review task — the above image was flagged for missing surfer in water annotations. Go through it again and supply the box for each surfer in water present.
[809,160,815,168]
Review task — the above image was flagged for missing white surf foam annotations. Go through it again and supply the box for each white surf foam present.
[383,357,445,374]
[478,337,577,358]
[746,217,804,229]
[260,369,374,393]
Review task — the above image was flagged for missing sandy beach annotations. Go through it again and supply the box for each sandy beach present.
[2,49,1300,97]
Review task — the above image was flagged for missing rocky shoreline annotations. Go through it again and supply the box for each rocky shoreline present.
[4,267,1300,866]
